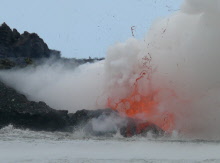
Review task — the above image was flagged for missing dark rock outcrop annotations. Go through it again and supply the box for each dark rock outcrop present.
[0,80,164,137]
[0,22,60,59]
[0,81,69,131]
[0,22,104,69]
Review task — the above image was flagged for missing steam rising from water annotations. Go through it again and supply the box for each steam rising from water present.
[1,0,220,140]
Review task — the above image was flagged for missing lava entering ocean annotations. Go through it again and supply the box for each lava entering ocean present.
[107,55,175,134]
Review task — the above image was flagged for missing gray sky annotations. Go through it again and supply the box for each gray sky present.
[0,0,183,58]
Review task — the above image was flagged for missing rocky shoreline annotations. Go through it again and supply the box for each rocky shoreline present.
[0,80,164,137]
[0,23,164,137]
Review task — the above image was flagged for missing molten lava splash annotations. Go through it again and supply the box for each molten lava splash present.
[107,71,175,133]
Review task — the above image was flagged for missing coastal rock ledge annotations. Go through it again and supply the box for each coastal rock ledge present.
[0,81,164,137]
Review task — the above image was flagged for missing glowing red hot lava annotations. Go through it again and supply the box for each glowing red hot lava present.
[107,70,175,134]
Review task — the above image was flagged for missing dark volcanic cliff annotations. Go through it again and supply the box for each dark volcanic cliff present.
[0,22,60,59]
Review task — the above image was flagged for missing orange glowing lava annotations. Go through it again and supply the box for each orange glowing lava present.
[107,71,175,133]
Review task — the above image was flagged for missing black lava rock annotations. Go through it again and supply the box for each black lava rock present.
[0,22,61,59]
[0,80,164,137]
[0,81,69,131]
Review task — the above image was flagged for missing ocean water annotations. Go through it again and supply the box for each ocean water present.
[0,125,220,163]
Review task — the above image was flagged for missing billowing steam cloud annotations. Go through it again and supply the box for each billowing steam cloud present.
[0,59,105,111]
[1,0,220,140]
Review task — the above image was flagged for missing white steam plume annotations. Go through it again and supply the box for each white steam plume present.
[105,0,220,140]
[1,0,220,139]
[0,60,106,111]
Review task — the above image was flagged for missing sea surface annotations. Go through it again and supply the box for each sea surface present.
[0,125,220,163]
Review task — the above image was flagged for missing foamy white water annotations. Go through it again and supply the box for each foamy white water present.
[0,126,220,163]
